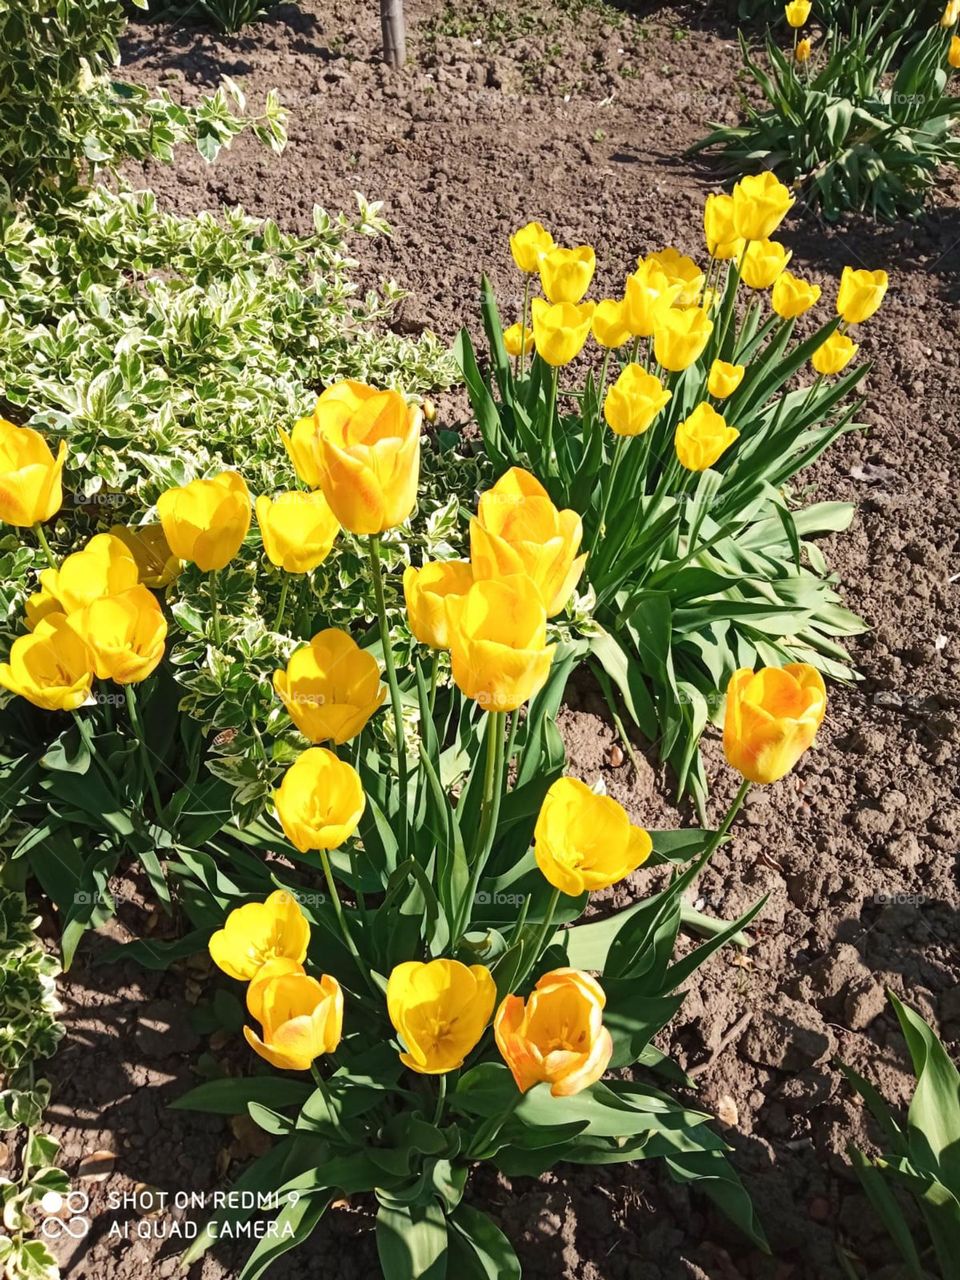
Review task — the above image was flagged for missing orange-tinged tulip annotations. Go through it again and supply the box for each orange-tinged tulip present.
[530,298,595,366]
[707,360,745,400]
[403,560,475,650]
[704,193,745,262]
[66,584,166,684]
[836,267,888,325]
[387,959,495,1074]
[643,248,705,308]
[246,957,306,1021]
[39,533,139,616]
[811,331,858,376]
[0,614,93,712]
[157,471,251,572]
[470,467,586,617]
[209,889,310,982]
[274,747,365,853]
[510,221,555,274]
[273,628,385,745]
[796,36,812,62]
[741,239,792,290]
[495,968,613,1097]
[723,663,826,783]
[950,33,960,65]
[256,491,339,575]
[445,574,554,712]
[675,403,740,471]
[281,381,421,536]
[622,261,682,338]
[771,270,821,319]
[653,306,713,373]
[603,364,672,437]
[0,421,67,528]
[244,971,343,1071]
[108,523,181,589]
[503,323,535,358]
[732,173,795,242]
[591,299,631,349]
[534,777,652,895]
[539,245,596,304]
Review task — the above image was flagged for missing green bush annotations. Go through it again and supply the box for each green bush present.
[693,5,960,219]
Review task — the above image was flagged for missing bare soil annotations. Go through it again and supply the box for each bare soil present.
[40,1,960,1277]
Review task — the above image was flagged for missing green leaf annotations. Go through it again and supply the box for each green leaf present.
[172,1077,313,1115]
[377,1200,448,1280]
[448,1204,521,1280]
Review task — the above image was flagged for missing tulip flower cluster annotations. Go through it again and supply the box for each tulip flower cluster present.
[459,180,874,802]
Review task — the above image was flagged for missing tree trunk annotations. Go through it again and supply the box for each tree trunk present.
[380,0,406,67]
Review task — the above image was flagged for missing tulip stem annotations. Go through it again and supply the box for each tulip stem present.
[368,534,409,859]
[596,435,627,546]
[319,849,379,1000]
[715,243,747,361]
[274,576,290,632]
[432,1074,447,1126]
[518,276,531,380]
[455,710,506,948]
[543,367,559,476]
[702,778,751,862]
[531,886,561,965]
[124,683,164,819]
[428,649,439,715]
[32,523,59,570]
[505,707,521,778]
[208,570,223,647]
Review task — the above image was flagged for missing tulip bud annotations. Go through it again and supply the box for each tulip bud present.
[495,969,614,1097]
[785,0,811,27]
[951,34,960,65]
[274,747,365,853]
[771,270,821,318]
[273,628,386,744]
[836,266,888,325]
[530,298,595,367]
[591,299,631,350]
[0,421,67,528]
[703,194,745,262]
[622,261,682,337]
[603,364,672,436]
[538,245,596,305]
[387,959,495,1074]
[510,221,555,274]
[66,584,167,685]
[723,663,826,783]
[255,491,339,575]
[643,248,705,308]
[741,239,792,290]
[534,777,652,895]
[675,403,740,471]
[707,359,746,400]
[502,323,534,359]
[0,614,93,712]
[445,574,554,712]
[942,0,960,27]
[244,971,344,1072]
[652,306,714,373]
[731,173,795,242]
[403,560,474,649]
[811,331,858,376]
[157,471,251,572]
[795,36,812,62]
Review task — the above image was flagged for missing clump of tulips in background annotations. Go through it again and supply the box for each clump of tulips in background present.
[459,173,876,807]
[695,0,960,219]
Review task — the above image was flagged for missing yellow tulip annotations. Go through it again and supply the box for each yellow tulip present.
[591,299,631,349]
[603,364,672,437]
[244,971,343,1072]
[836,266,888,325]
[387,959,495,1075]
[707,360,745,400]
[0,421,67,528]
[643,248,705,308]
[731,173,795,242]
[653,306,714,373]
[951,33,960,65]
[445,574,554,713]
[675,403,740,471]
[723,663,826,783]
[274,747,365,853]
[246,957,305,1021]
[741,239,792,290]
[530,298,595,366]
[942,0,960,26]
[534,777,652,895]
[24,584,63,631]
[39,533,139,615]
[811,331,858,376]
[0,614,93,712]
[503,323,534,358]
[538,246,596,304]
[796,36,812,62]
[470,467,586,617]
[273,628,386,745]
[494,968,614,1097]
[108,523,181,589]
[208,889,310,981]
[157,471,251,572]
[622,261,682,338]
[771,270,822,318]
[403,560,475,650]
[281,382,421,536]
[510,221,555,274]
[785,0,811,27]
[703,193,745,262]
[66,584,166,685]
[255,491,339,575]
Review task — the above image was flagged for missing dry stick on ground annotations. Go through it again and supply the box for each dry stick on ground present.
[380,0,406,66]
[686,1010,753,1080]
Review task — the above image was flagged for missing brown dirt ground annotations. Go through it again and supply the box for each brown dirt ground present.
[38,0,960,1277]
